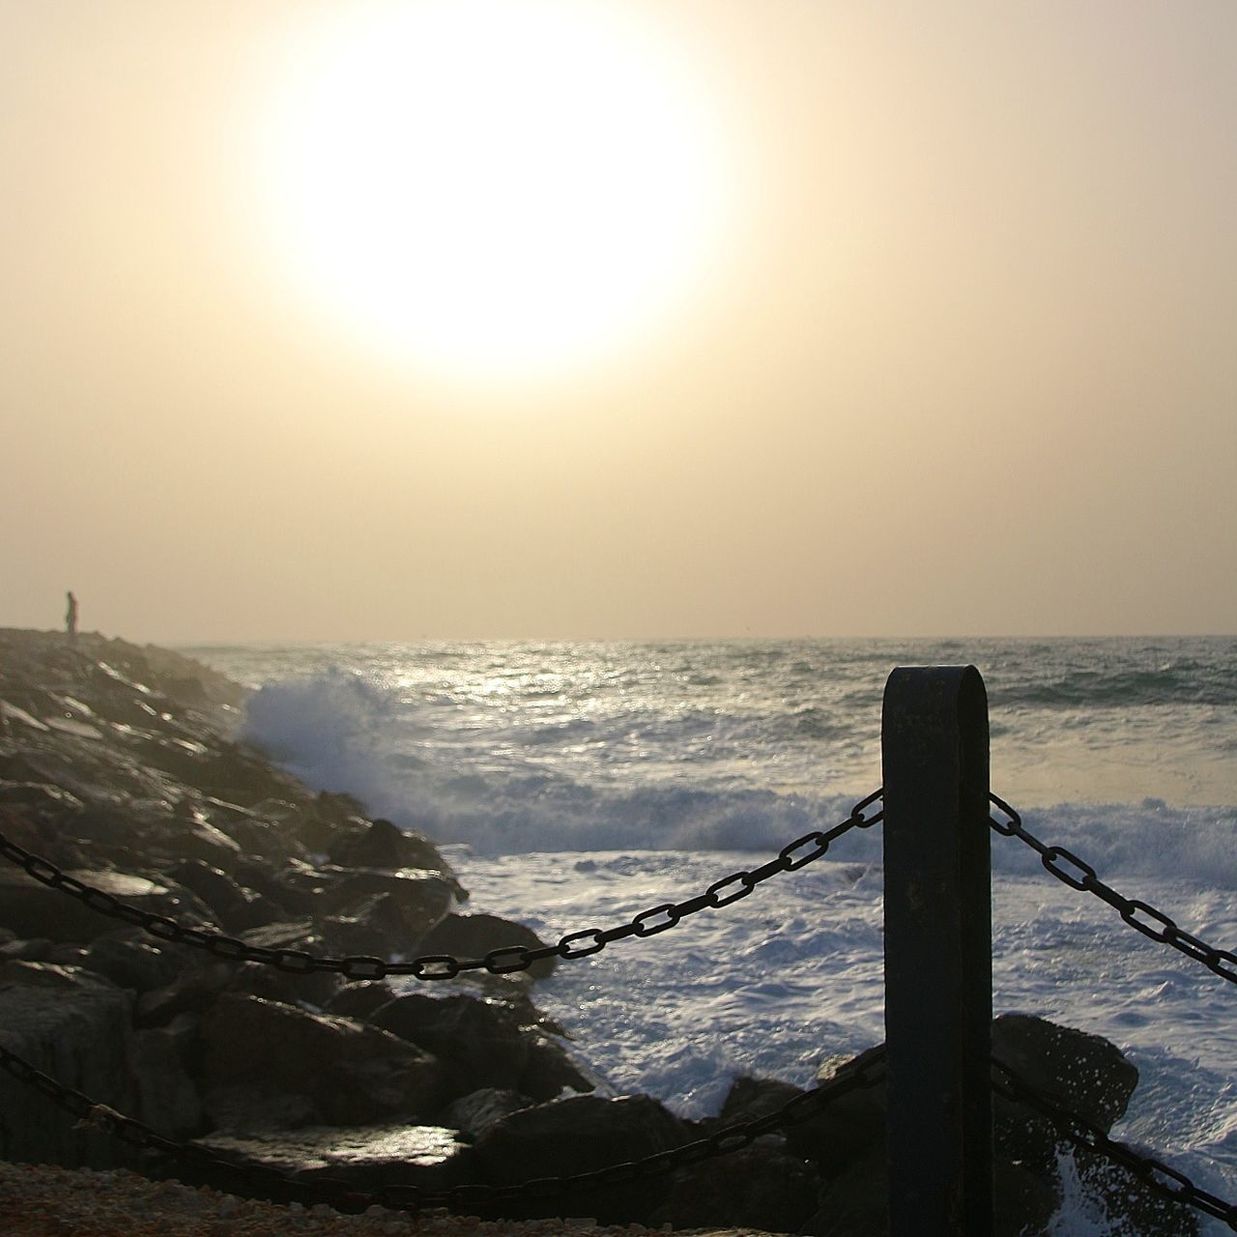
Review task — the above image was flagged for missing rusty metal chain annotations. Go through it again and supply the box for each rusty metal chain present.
[992,1057,1237,1231]
[0,1037,887,1213]
[0,789,883,982]
[988,794,1237,986]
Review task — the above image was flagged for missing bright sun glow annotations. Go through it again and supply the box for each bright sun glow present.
[257,0,734,384]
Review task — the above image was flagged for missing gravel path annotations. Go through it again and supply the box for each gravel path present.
[0,1162,780,1237]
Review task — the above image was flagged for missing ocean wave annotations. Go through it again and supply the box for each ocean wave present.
[240,671,1237,889]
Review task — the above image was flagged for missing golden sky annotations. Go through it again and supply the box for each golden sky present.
[3,0,1234,642]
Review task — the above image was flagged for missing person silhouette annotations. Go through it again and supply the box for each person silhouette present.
[65,591,78,640]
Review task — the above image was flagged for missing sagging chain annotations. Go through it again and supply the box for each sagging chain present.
[988,794,1237,986]
[992,1058,1237,1231]
[0,1037,887,1213]
[0,789,883,982]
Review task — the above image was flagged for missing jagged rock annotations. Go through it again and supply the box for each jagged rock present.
[0,866,212,945]
[203,1083,318,1134]
[225,958,342,1011]
[320,894,417,958]
[441,1088,535,1140]
[0,802,88,869]
[312,868,457,943]
[991,1012,1138,1170]
[0,780,85,820]
[322,979,397,1020]
[195,1122,476,1191]
[201,993,445,1125]
[227,919,341,1007]
[413,913,557,980]
[799,1145,886,1237]
[792,1046,887,1166]
[132,1025,203,1138]
[229,860,318,917]
[164,859,272,932]
[474,1093,687,1224]
[135,960,235,1028]
[372,993,530,1098]
[80,931,180,993]
[155,807,244,869]
[0,936,56,962]
[0,962,136,1168]
[325,817,454,876]
[648,1137,820,1232]
[371,993,591,1103]
[801,1154,1060,1237]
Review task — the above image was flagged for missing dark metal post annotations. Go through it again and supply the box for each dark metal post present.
[882,666,992,1235]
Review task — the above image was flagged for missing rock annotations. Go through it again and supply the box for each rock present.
[0,962,136,1168]
[0,866,212,945]
[792,1046,887,1166]
[313,869,456,952]
[227,920,341,1007]
[521,1032,596,1102]
[413,913,557,980]
[135,960,235,1028]
[371,994,530,1097]
[991,1012,1138,1172]
[229,860,317,917]
[992,1013,1137,1131]
[322,980,398,1020]
[164,859,271,933]
[203,1083,318,1134]
[325,817,456,877]
[371,993,591,1103]
[201,993,445,1125]
[224,959,342,1012]
[473,1093,686,1224]
[195,1122,476,1192]
[802,1154,1064,1237]
[132,1025,203,1138]
[801,1146,886,1237]
[441,1088,535,1140]
[648,1137,819,1233]
[80,931,180,993]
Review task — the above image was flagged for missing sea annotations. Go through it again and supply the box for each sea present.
[185,636,1237,1234]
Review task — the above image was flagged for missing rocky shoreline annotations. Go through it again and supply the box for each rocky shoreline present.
[0,629,1198,1234]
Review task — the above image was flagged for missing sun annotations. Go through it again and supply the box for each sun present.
[255,0,734,385]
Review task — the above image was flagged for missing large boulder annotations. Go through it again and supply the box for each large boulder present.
[201,993,445,1126]
[0,867,212,945]
[370,992,592,1103]
[325,817,457,879]
[649,1137,820,1233]
[990,1012,1138,1168]
[132,1024,203,1138]
[79,931,181,994]
[164,859,273,933]
[412,913,557,980]
[0,962,136,1168]
[473,1093,686,1224]
[441,1088,534,1140]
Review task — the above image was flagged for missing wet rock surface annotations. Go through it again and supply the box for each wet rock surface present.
[0,629,1200,1235]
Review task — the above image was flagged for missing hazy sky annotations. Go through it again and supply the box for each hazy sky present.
[3,1,1234,643]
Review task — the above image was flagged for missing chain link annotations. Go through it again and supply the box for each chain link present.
[992,1057,1237,1231]
[0,1038,887,1213]
[988,794,1237,986]
[0,789,883,982]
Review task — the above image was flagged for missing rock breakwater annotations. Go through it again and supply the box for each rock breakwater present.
[0,629,1199,1234]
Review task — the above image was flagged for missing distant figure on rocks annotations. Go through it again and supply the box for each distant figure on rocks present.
[65,591,78,640]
